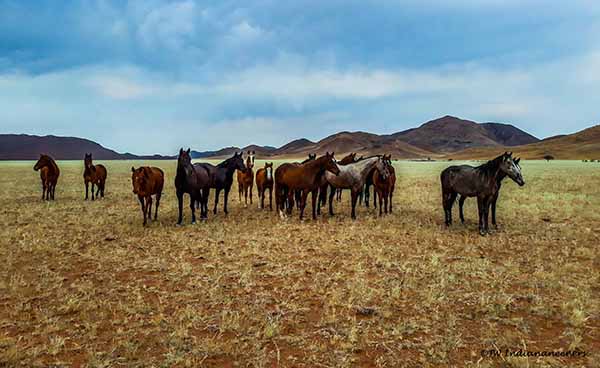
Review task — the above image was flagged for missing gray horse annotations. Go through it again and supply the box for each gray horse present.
[441,152,524,235]
[322,156,389,219]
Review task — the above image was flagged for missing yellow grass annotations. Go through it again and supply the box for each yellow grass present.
[0,159,599,367]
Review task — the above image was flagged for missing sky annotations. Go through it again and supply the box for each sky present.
[1,0,599,155]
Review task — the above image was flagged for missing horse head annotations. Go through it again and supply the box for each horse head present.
[34,154,50,171]
[324,152,340,175]
[500,152,525,186]
[265,162,273,180]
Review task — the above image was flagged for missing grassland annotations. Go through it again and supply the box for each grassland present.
[0,159,599,367]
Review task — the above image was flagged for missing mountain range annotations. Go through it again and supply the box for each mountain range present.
[1,115,598,160]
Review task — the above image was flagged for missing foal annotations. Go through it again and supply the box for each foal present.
[83,153,107,200]
[441,152,524,235]
[131,166,164,226]
[33,154,60,200]
[237,151,255,207]
[256,162,274,210]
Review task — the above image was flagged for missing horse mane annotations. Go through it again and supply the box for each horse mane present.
[476,154,505,179]
[217,156,236,168]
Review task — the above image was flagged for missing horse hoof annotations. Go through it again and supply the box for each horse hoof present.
[191,221,196,225]
[479,230,487,236]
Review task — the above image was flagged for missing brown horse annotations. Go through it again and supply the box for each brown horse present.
[275,152,340,220]
[372,155,395,215]
[237,151,255,207]
[256,162,274,210]
[83,153,107,200]
[131,166,164,226]
[33,154,60,200]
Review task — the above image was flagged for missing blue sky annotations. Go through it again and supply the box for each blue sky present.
[1,0,599,154]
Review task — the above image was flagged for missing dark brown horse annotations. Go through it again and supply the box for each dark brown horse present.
[33,154,60,200]
[372,154,395,215]
[237,151,255,207]
[196,152,247,215]
[275,152,340,220]
[458,157,521,228]
[131,166,164,226]
[83,153,107,200]
[176,148,210,225]
[256,162,274,210]
[441,152,524,235]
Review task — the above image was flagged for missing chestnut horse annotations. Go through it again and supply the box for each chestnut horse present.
[372,155,395,215]
[256,162,274,210]
[83,153,107,200]
[275,152,340,220]
[131,166,164,226]
[33,154,60,200]
[237,151,255,207]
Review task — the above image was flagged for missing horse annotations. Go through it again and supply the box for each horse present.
[83,153,107,200]
[372,154,395,215]
[33,154,60,200]
[323,155,388,219]
[131,166,164,226]
[457,157,521,228]
[289,153,317,210]
[256,162,274,210]
[441,152,524,235]
[175,148,210,225]
[237,151,255,207]
[196,152,247,215]
[333,153,358,202]
[275,152,340,220]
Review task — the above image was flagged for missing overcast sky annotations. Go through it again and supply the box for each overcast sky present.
[1,1,599,155]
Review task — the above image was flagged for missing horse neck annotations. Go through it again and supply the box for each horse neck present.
[353,157,379,178]
[477,158,502,184]
[303,156,331,178]
[47,158,58,175]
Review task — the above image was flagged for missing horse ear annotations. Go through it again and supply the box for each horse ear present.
[515,157,521,164]
[186,148,190,154]
[131,166,135,172]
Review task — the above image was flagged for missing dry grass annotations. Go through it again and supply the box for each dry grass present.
[0,159,599,367]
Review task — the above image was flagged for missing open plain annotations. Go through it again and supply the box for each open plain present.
[1,159,599,367]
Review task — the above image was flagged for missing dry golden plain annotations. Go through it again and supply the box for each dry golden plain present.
[1,159,599,367]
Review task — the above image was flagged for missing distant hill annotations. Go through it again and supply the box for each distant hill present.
[389,116,539,153]
[0,134,172,160]
[449,125,600,160]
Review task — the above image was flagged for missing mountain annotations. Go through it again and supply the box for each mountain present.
[449,125,600,160]
[0,134,172,160]
[390,116,538,153]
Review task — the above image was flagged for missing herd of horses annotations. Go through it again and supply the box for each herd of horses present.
[32,150,525,235]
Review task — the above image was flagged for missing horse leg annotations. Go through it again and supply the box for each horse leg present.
[249,183,253,205]
[311,190,318,220]
[100,181,105,198]
[458,196,466,224]
[328,186,336,216]
[384,190,389,214]
[299,190,309,220]
[213,189,221,215]
[85,181,89,200]
[491,193,499,228]
[286,190,295,215]
[378,190,383,216]
[477,196,485,236]
[146,196,153,223]
[51,183,56,200]
[268,187,273,211]
[177,191,184,225]
[364,185,370,208]
[351,191,359,220]
[96,183,101,199]
[223,188,230,214]
[389,188,394,213]
[139,196,147,226]
[483,197,491,234]
[91,182,95,200]
[154,192,161,220]
[189,194,196,224]
[443,191,456,226]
